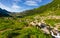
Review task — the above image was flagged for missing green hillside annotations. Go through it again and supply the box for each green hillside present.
[19,0,60,16]
[0,0,60,38]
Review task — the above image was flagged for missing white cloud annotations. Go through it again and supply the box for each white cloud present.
[24,1,38,6]
[24,0,42,6]
[35,0,42,2]
[13,0,21,2]
[12,4,21,9]
[11,4,22,12]
[0,2,22,12]
[26,0,42,2]
[0,2,11,11]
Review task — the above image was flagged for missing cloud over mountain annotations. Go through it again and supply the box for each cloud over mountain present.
[0,0,51,12]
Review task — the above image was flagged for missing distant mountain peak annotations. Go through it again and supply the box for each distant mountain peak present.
[0,8,11,17]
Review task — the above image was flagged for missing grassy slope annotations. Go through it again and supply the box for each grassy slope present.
[19,0,60,16]
[0,0,60,38]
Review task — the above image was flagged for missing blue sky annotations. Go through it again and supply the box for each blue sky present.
[0,0,52,12]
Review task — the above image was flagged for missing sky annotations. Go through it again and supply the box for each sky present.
[0,0,52,12]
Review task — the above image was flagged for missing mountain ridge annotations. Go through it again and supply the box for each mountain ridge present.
[0,8,11,17]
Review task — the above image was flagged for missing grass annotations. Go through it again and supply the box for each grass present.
[0,10,60,38]
[45,19,60,27]
[0,26,52,38]
[0,17,52,38]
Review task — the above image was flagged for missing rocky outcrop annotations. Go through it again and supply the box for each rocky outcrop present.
[29,20,51,34]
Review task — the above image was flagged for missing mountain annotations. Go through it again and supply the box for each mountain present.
[19,0,60,17]
[0,8,11,17]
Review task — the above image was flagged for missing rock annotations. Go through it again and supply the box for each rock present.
[29,21,37,26]
[41,27,50,34]
[40,23,46,28]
